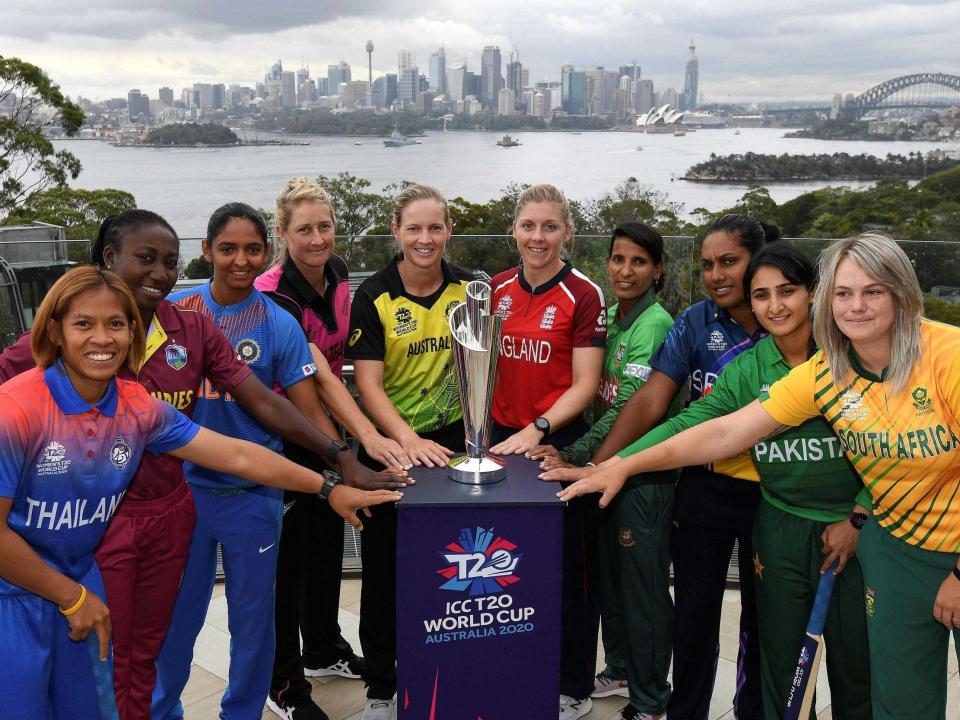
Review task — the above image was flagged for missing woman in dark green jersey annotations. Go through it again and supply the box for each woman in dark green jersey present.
[545,242,872,720]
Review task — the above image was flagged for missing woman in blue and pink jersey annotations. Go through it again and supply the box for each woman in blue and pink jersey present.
[0,266,400,720]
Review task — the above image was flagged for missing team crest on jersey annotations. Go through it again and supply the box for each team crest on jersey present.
[840,390,869,421]
[912,386,933,415]
[618,528,635,547]
[37,441,70,476]
[165,343,188,371]
[236,339,261,364]
[393,306,417,336]
[706,329,727,352]
[539,304,558,330]
[437,526,521,595]
[495,295,513,319]
[110,436,133,469]
[865,587,876,617]
[615,343,626,367]
[444,301,460,319]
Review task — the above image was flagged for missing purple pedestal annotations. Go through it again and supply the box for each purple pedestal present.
[396,454,564,719]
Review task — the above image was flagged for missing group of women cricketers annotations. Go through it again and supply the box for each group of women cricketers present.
[0,175,958,720]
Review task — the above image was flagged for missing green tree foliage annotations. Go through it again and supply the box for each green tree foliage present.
[4,187,135,242]
[144,123,239,146]
[256,110,435,136]
[183,256,211,279]
[0,56,84,216]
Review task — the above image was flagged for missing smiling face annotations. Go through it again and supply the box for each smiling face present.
[513,201,571,283]
[103,224,179,319]
[204,217,269,299]
[278,201,336,274]
[831,257,897,349]
[608,237,662,308]
[700,230,752,309]
[49,286,133,403]
[393,198,451,271]
[749,265,812,339]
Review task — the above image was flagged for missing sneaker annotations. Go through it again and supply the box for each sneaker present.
[304,653,366,679]
[265,695,330,720]
[362,697,396,720]
[615,705,665,720]
[559,695,592,720]
[591,671,629,698]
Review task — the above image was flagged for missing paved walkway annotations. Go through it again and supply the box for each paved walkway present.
[181,579,959,720]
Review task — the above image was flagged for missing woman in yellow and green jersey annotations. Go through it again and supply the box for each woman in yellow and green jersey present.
[552,233,960,720]
[346,185,473,720]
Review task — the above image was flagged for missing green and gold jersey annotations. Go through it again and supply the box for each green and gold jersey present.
[346,257,473,434]
[763,320,960,551]
[621,335,865,522]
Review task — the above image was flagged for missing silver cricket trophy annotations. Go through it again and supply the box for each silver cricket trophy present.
[447,280,507,485]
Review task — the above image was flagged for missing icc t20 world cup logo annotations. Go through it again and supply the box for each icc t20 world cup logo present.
[437,526,522,596]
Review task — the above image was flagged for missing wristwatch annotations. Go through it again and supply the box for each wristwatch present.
[318,469,341,501]
[324,440,349,466]
[533,416,551,436]
[848,511,869,530]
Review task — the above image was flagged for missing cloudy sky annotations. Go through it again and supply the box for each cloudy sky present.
[3,0,959,103]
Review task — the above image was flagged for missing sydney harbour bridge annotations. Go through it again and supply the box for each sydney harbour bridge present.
[766,72,960,118]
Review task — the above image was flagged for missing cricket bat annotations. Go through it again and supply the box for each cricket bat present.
[86,634,120,720]
[783,560,839,720]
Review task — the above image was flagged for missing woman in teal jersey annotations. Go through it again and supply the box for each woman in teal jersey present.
[531,222,677,720]
[545,242,872,720]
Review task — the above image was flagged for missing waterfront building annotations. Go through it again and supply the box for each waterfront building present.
[507,57,523,93]
[661,86,680,110]
[399,67,419,106]
[416,90,435,114]
[447,63,466,102]
[635,79,654,114]
[127,88,150,120]
[343,81,370,109]
[280,72,297,108]
[681,39,699,110]
[481,46,502,109]
[464,95,482,115]
[464,71,480,101]
[562,66,586,115]
[532,90,546,118]
[498,88,515,116]
[328,62,351,96]
[429,47,447,94]
[299,78,316,105]
[158,87,174,107]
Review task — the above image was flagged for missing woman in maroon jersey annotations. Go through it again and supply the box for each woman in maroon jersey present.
[0,210,404,720]
[488,183,606,720]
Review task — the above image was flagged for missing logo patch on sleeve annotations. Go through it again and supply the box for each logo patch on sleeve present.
[624,363,651,381]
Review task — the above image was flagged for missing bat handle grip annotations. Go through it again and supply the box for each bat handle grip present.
[86,635,120,720]
[806,558,839,636]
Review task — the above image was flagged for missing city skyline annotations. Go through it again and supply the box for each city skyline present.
[3,0,959,102]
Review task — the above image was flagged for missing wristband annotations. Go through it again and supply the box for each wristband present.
[318,469,341,501]
[848,511,869,530]
[60,585,88,616]
[324,440,349,466]
[953,566,960,583]
[586,462,597,468]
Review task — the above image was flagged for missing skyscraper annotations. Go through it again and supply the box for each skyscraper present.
[635,79,654,113]
[281,72,297,107]
[480,46,502,108]
[619,63,641,82]
[399,67,419,106]
[327,62,352,96]
[447,63,466,101]
[498,88,515,116]
[158,87,174,107]
[561,66,586,115]
[506,55,523,93]
[681,40,699,110]
[127,89,150,119]
[429,47,447,95]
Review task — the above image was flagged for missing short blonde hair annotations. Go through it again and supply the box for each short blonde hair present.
[812,233,923,394]
[513,184,575,232]
[32,266,145,372]
[274,177,337,266]
[391,184,450,228]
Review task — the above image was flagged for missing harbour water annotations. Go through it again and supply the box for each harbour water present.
[56,128,949,246]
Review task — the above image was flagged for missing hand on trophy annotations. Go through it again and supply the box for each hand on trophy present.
[402,434,455,468]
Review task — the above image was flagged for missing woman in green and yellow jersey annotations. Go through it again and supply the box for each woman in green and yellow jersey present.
[553,233,960,720]
[346,184,473,720]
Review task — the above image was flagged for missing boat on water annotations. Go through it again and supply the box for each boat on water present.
[636,145,644,151]
[354,141,363,145]
[383,130,417,147]
[497,134,520,147]
[734,129,741,135]
[673,127,687,137]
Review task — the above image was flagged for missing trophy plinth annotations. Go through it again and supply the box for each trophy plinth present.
[448,280,506,485]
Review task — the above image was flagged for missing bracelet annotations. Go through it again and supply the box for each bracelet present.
[60,585,87,616]
[953,566,960,583]
[324,440,349,466]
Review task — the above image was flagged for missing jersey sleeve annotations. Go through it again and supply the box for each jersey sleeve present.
[649,308,697,387]
[761,357,821,427]
[563,311,670,465]
[0,332,35,384]
[271,310,318,390]
[618,351,749,459]
[197,313,253,392]
[571,281,606,349]
[145,398,201,453]
[346,289,386,361]
[0,397,27,499]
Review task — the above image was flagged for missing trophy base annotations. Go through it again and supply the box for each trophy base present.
[447,454,508,485]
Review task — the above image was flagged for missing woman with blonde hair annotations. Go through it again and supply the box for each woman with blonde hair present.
[551,233,960,720]
[256,178,411,720]
[347,184,474,719]
[488,184,607,720]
